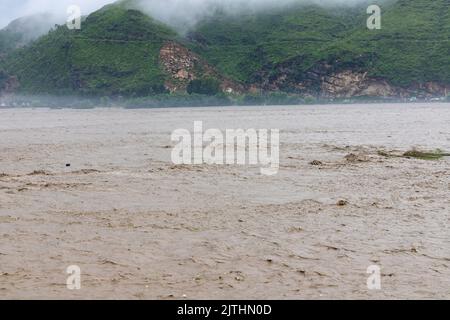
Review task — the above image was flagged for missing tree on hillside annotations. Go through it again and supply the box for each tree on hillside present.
[187,77,220,95]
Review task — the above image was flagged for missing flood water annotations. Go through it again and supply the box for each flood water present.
[0,103,449,299]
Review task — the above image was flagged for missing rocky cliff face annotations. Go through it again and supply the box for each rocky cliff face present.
[320,71,395,98]
[252,58,449,99]
[321,71,449,99]
[159,41,243,94]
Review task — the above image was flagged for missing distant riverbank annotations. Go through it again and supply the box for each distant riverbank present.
[1,93,449,109]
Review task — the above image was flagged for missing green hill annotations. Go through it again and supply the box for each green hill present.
[188,3,365,83]
[189,0,449,93]
[2,3,177,96]
[340,0,450,86]
[1,0,449,100]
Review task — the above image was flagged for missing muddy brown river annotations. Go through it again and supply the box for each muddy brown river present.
[0,103,449,299]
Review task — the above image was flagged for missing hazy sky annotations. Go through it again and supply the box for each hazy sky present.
[0,0,113,28]
[0,0,372,29]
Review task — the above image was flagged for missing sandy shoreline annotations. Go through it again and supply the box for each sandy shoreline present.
[1,104,449,299]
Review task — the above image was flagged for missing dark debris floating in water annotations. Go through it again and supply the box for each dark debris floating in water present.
[402,150,450,160]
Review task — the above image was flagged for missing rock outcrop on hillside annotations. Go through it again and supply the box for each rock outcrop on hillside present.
[251,59,450,99]
[159,41,244,94]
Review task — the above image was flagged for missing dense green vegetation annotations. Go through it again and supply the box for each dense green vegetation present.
[189,3,367,83]
[0,30,21,55]
[2,4,176,96]
[344,0,450,86]
[0,0,449,99]
[190,0,450,87]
